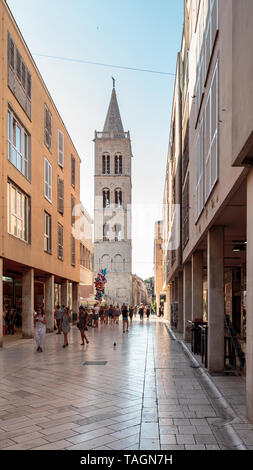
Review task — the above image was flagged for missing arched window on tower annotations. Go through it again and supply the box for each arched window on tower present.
[114,224,122,242]
[103,188,110,208]
[115,154,122,174]
[103,223,109,241]
[102,154,110,174]
[101,254,110,271]
[114,254,123,273]
[115,188,122,208]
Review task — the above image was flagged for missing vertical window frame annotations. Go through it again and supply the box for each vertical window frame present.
[44,158,52,203]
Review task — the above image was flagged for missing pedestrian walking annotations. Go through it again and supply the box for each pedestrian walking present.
[129,306,134,324]
[99,305,105,324]
[78,306,89,346]
[139,305,144,321]
[122,304,129,333]
[34,307,46,352]
[146,305,151,320]
[55,305,63,334]
[104,305,109,325]
[93,303,99,328]
[115,305,121,325]
[109,305,114,325]
[62,307,71,348]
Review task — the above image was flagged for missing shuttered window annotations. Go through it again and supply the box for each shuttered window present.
[57,177,64,214]
[58,130,64,167]
[7,33,32,118]
[44,158,52,203]
[204,61,218,202]
[71,155,76,187]
[71,195,75,227]
[196,118,204,220]
[58,223,63,261]
[44,105,52,151]
[71,235,76,266]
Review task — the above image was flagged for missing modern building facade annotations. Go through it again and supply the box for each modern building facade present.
[94,84,133,305]
[0,0,87,345]
[162,0,253,422]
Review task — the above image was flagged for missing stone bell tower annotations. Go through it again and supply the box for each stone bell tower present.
[94,81,132,305]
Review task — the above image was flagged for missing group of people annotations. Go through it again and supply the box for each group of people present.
[34,304,90,353]
[2,306,22,335]
[33,302,154,353]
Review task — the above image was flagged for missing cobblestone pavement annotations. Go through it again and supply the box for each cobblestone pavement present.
[0,317,252,450]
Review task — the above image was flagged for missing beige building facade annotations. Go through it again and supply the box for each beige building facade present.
[0,0,92,345]
[162,0,253,422]
[132,275,149,307]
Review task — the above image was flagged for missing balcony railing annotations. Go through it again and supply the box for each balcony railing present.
[95,131,129,139]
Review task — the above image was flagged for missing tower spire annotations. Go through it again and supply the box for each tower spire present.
[103,83,124,134]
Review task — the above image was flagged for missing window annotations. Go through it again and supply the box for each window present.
[102,154,110,174]
[115,188,122,207]
[115,224,122,242]
[44,158,52,202]
[8,109,31,180]
[205,0,219,79]
[103,189,110,208]
[58,223,63,260]
[114,254,123,273]
[182,175,189,248]
[103,224,109,241]
[71,195,75,227]
[115,154,122,174]
[71,235,76,266]
[7,181,30,243]
[58,130,64,167]
[44,105,52,151]
[7,33,32,118]
[182,123,189,182]
[58,177,64,214]
[80,243,84,267]
[204,61,218,201]
[71,155,76,187]
[44,212,52,253]
[196,118,204,220]
[80,244,91,269]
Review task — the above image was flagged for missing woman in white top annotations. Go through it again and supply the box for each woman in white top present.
[34,307,46,352]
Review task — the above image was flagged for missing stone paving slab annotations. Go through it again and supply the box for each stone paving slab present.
[0,318,251,450]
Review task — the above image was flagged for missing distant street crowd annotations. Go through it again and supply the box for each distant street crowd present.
[33,303,157,353]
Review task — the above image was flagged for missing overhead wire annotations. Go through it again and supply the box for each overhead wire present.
[32,52,176,77]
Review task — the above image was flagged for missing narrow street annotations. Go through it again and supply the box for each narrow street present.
[0,317,251,451]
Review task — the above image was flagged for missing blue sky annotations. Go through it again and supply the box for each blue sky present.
[7,0,184,280]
